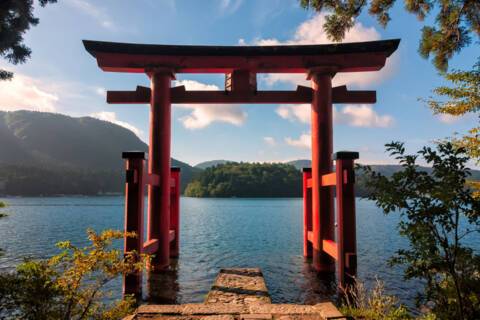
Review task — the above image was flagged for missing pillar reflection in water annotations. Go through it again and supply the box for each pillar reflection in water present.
[145,259,180,304]
[300,258,337,305]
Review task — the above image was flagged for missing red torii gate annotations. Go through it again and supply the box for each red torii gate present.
[83,39,399,295]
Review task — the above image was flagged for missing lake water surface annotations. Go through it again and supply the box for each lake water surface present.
[0,197,477,307]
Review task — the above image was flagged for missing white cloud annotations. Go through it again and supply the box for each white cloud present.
[219,0,243,14]
[173,80,247,129]
[95,87,106,97]
[90,111,143,138]
[276,104,393,128]
[252,14,397,88]
[436,114,460,124]
[276,104,310,123]
[336,104,394,127]
[0,74,58,112]
[67,0,116,30]
[263,136,276,146]
[285,133,311,149]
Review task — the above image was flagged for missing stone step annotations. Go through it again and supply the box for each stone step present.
[205,268,271,305]
[125,268,345,320]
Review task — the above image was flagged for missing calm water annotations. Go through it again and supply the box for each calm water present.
[0,197,477,307]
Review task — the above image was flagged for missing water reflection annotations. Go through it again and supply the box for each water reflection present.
[145,259,180,304]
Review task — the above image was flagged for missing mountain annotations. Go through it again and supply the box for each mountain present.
[0,110,199,195]
[194,160,235,169]
[287,160,311,171]
[287,159,480,180]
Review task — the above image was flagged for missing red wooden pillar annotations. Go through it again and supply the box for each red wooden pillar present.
[310,70,336,272]
[302,168,312,258]
[147,69,174,270]
[122,151,145,297]
[334,151,359,288]
[170,167,180,258]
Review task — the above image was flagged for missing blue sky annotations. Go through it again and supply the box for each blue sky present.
[0,0,478,166]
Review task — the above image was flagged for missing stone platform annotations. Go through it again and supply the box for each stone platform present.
[125,268,345,320]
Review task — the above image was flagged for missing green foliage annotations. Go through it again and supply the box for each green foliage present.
[185,162,303,197]
[341,278,433,320]
[424,59,480,162]
[299,0,480,71]
[0,165,125,196]
[0,229,147,320]
[363,141,480,319]
[0,0,57,80]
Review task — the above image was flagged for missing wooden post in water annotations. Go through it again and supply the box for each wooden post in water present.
[310,69,336,273]
[122,151,146,297]
[170,167,180,258]
[334,151,359,288]
[147,69,174,270]
[302,168,312,258]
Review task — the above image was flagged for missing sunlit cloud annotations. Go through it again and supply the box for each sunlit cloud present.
[263,136,276,146]
[67,0,116,30]
[0,74,58,112]
[250,14,398,88]
[174,80,247,129]
[436,114,460,124]
[219,0,243,14]
[276,104,394,128]
[336,104,394,127]
[90,111,143,139]
[285,133,311,149]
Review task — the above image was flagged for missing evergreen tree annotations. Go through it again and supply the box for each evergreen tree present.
[0,0,57,80]
[300,0,480,71]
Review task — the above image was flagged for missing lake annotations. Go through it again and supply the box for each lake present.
[0,196,476,307]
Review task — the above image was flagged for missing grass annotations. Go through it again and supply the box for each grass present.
[340,278,436,320]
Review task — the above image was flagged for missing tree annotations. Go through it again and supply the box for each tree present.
[0,229,148,320]
[0,0,57,80]
[299,0,480,71]
[424,59,480,196]
[363,142,480,319]
[425,59,480,160]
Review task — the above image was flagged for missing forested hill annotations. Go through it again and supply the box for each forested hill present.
[184,161,480,198]
[0,111,199,196]
[185,162,302,197]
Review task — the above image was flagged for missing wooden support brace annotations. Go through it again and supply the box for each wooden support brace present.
[143,238,159,255]
[321,172,336,186]
[145,173,160,186]
[307,231,314,243]
[322,240,338,260]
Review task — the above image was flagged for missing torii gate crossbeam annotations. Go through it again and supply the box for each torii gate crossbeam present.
[83,38,399,296]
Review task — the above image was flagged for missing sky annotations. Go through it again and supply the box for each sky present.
[0,0,478,166]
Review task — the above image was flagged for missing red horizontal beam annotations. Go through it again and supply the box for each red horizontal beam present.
[107,86,150,104]
[332,85,376,104]
[143,239,159,255]
[96,52,389,74]
[322,239,338,260]
[107,85,375,105]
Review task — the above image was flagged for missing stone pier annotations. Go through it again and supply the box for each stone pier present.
[124,268,345,320]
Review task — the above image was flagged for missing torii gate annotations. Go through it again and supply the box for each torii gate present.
[83,39,399,296]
